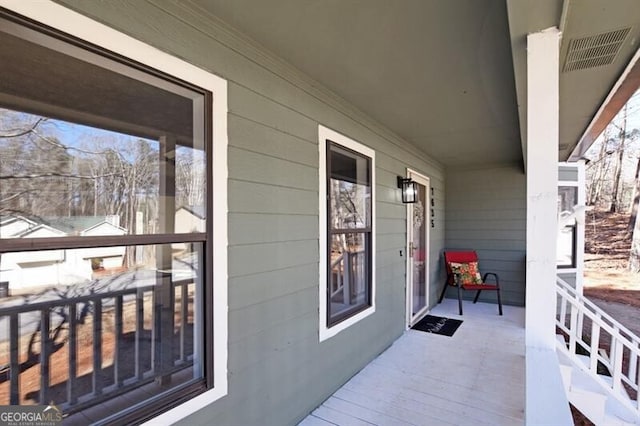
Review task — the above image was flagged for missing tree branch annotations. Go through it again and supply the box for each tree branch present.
[29,128,114,156]
[0,172,120,180]
[0,118,45,138]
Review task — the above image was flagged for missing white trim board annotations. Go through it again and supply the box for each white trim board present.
[0,1,229,423]
[405,168,430,328]
[556,162,586,293]
[318,124,376,342]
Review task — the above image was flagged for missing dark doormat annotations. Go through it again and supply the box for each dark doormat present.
[412,315,463,337]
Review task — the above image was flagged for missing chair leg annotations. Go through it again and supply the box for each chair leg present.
[497,287,503,316]
[457,284,463,315]
[438,281,448,303]
[473,290,481,304]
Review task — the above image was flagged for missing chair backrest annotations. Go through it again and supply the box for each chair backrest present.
[444,251,479,284]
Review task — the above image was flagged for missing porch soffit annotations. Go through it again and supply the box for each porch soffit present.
[186,0,522,167]
[507,0,640,164]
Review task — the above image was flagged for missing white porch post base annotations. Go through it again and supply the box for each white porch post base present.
[525,27,573,425]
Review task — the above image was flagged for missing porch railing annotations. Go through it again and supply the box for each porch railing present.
[0,278,194,413]
[555,276,640,416]
[330,253,346,299]
[330,250,365,304]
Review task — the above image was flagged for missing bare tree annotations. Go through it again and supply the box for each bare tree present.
[610,104,628,212]
[630,204,640,272]
[175,149,205,209]
[628,158,640,233]
[586,127,612,206]
[0,112,120,219]
[627,136,640,271]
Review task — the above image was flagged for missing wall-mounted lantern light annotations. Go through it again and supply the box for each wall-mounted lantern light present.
[397,176,418,203]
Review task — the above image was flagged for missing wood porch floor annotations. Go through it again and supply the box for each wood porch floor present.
[300,299,525,426]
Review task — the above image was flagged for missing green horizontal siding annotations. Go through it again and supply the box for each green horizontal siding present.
[444,164,526,306]
[54,1,447,425]
[559,165,579,182]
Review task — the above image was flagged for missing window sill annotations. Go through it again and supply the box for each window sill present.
[319,305,375,342]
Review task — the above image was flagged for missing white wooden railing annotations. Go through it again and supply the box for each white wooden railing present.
[556,276,640,417]
[330,253,346,299]
[329,250,366,304]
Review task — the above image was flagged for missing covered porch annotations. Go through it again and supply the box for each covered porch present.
[1,0,640,424]
[301,300,525,426]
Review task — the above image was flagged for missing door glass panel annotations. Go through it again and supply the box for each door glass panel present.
[412,182,427,316]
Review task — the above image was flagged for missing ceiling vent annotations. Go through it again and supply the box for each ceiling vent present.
[563,27,631,72]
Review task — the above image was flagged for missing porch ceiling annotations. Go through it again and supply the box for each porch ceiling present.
[186,1,640,167]
[507,0,640,163]
[188,0,522,167]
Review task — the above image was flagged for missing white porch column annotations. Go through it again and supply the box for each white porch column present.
[526,27,560,351]
[525,28,573,426]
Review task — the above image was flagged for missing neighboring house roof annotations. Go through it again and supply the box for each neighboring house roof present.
[0,215,37,227]
[177,206,206,219]
[41,216,126,235]
[2,215,127,237]
[0,215,40,238]
[12,223,67,238]
[82,221,127,235]
[41,216,105,234]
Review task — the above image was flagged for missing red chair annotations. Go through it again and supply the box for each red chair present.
[438,251,503,315]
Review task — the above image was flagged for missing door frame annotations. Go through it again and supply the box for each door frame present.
[405,169,430,327]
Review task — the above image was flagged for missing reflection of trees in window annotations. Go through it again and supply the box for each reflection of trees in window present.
[1,109,205,232]
[327,142,372,326]
[1,110,207,269]
[0,13,212,423]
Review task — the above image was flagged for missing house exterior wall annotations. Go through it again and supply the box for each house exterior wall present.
[444,163,526,306]
[175,208,206,233]
[558,166,578,182]
[0,220,127,291]
[52,1,445,424]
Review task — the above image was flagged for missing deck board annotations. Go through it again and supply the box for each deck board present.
[312,405,375,426]
[300,299,525,425]
[298,414,338,426]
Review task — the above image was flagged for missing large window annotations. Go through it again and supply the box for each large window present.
[319,126,375,341]
[0,6,227,424]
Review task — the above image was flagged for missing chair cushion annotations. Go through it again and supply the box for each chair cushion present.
[449,261,483,286]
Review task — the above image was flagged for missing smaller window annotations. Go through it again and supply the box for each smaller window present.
[319,125,375,341]
[557,186,578,268]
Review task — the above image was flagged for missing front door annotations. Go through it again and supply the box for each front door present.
[407,170,430,326]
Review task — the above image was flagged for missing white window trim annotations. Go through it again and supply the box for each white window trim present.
[318,125,376,342]
[0,1,229,422]
[557,179,580,272]
[557,161,586,294]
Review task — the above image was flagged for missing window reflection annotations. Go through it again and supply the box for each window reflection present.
[327,142,372,325]
[0,108,206,238]
[0,18,211,423]
[557,186,578,268]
